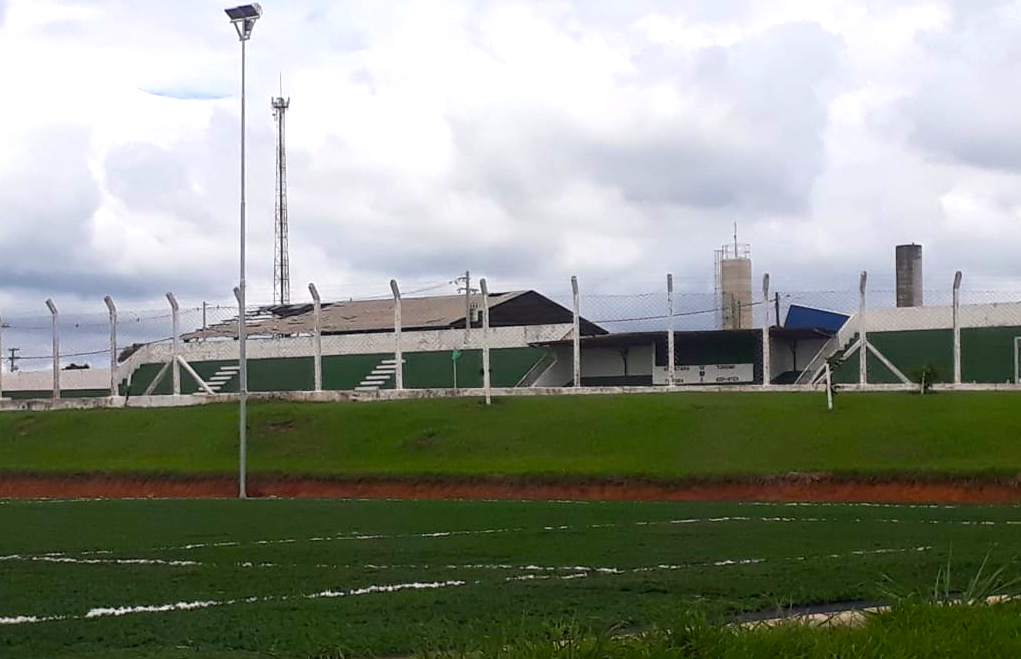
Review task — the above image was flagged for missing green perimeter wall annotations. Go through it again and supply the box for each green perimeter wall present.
[122,347,550,396]
[832,326,1021,384]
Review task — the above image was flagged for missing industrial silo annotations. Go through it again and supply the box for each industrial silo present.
[715,241,752,329]
[895,244,923,307]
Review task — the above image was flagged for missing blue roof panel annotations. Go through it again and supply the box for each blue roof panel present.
[783,304,849,333]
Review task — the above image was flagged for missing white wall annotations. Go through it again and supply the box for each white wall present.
[2,368,111,392]
[769,336,829,378]
[837,301,1021,347]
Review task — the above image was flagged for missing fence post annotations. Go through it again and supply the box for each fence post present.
[45,298,59,400]
[309,283,322,392]
[0,309,4,400]
[390,279,402,391]
[952,271,962,385]
[571,276,581,388]
[762,274,771,387]
[104,296,118,398]
[480,278,491,405]
[166,293,180,396]
[858,271,868,387]
[666,274,675,387]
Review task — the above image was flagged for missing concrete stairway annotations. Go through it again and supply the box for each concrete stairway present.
[355,358,403,391]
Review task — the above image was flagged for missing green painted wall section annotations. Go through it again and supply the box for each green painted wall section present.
[962,326,1021,383]
[122,347,551,394]
[830,326,1021,384]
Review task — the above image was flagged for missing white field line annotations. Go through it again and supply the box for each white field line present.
[1,543,933,580]
[0,580,467,626]
[0,554,199,567]
[39,514,1012,559]
[0,545,934,627]
[498,546,932,583]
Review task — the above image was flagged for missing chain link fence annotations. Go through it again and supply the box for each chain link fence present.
[2,270,1021,402]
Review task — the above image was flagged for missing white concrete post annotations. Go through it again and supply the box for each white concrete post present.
[309,283,322,392]
[825,362,833,410]
[952,270,962,385]
[480,278,491,405]
[390,279,403,391]
[858,271,868,387]
[166,293,180,395]
[0,309,4,400]
[45,298,59,400]
[666,274,675,387]
[762,273,771,388]
[104,296,118,397]
[571,276,581,388]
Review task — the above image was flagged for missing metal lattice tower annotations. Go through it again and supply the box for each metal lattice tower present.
[272,93,291,305]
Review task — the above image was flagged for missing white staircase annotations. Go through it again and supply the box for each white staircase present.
[206,364,241,392]
[355,358,403,391]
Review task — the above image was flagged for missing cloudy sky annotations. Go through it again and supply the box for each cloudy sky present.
[1,0,1020,314]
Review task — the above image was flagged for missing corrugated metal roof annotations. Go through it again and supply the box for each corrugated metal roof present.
[183,291,528,340]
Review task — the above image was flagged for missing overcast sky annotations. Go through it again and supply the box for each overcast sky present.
[1,0,1020,314]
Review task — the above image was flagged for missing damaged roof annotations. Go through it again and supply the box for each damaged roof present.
[183,290,605,340]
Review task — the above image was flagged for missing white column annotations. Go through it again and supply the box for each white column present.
[571,275,581,388]
[666,274,675,387]
[166,293,180,395]
[390,279,403,391]
[45,299,59,400]
[762,273,771,387]
[480,277,491,405]
[0,309,4,400]
[309,283,322,391]
[104,296,118,398]
[825,362,833,410]
[952,271,962,385]
[858,271,868,387]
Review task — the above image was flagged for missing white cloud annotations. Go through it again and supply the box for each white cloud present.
[0,0,1018,316]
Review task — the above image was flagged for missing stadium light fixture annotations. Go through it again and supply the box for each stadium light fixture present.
[225,3,263,499]
[225,3,262,41]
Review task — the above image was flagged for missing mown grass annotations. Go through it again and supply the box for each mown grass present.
[0,392,1020,477]
[2,498,1021,657]
[425,601,1021,659]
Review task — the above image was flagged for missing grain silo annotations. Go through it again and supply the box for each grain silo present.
[895,244,923,307]
[715,235,752,330]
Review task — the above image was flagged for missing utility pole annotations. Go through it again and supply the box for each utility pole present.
[455,270,478,346]
[7,347,19,372]
[774,292,781,328]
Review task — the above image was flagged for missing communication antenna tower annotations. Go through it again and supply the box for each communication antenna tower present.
[272,82,291,305]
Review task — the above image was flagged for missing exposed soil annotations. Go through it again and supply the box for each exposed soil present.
[3,474,1021,503]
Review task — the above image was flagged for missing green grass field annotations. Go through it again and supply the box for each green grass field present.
[3,498,1021,658]
[1,392,1021,478]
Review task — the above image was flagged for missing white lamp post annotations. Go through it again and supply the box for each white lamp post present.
[225,3,262,499]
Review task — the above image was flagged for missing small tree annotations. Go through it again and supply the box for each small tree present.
[118,343,144,363]
[911,363,940,394]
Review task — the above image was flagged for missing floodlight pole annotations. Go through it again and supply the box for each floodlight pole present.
[233,286,246,499]
[226,4,261,499]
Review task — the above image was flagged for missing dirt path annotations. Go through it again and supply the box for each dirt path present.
[3,475,1021,503]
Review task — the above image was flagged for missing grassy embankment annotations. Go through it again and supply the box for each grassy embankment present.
[0,392,1019,478]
